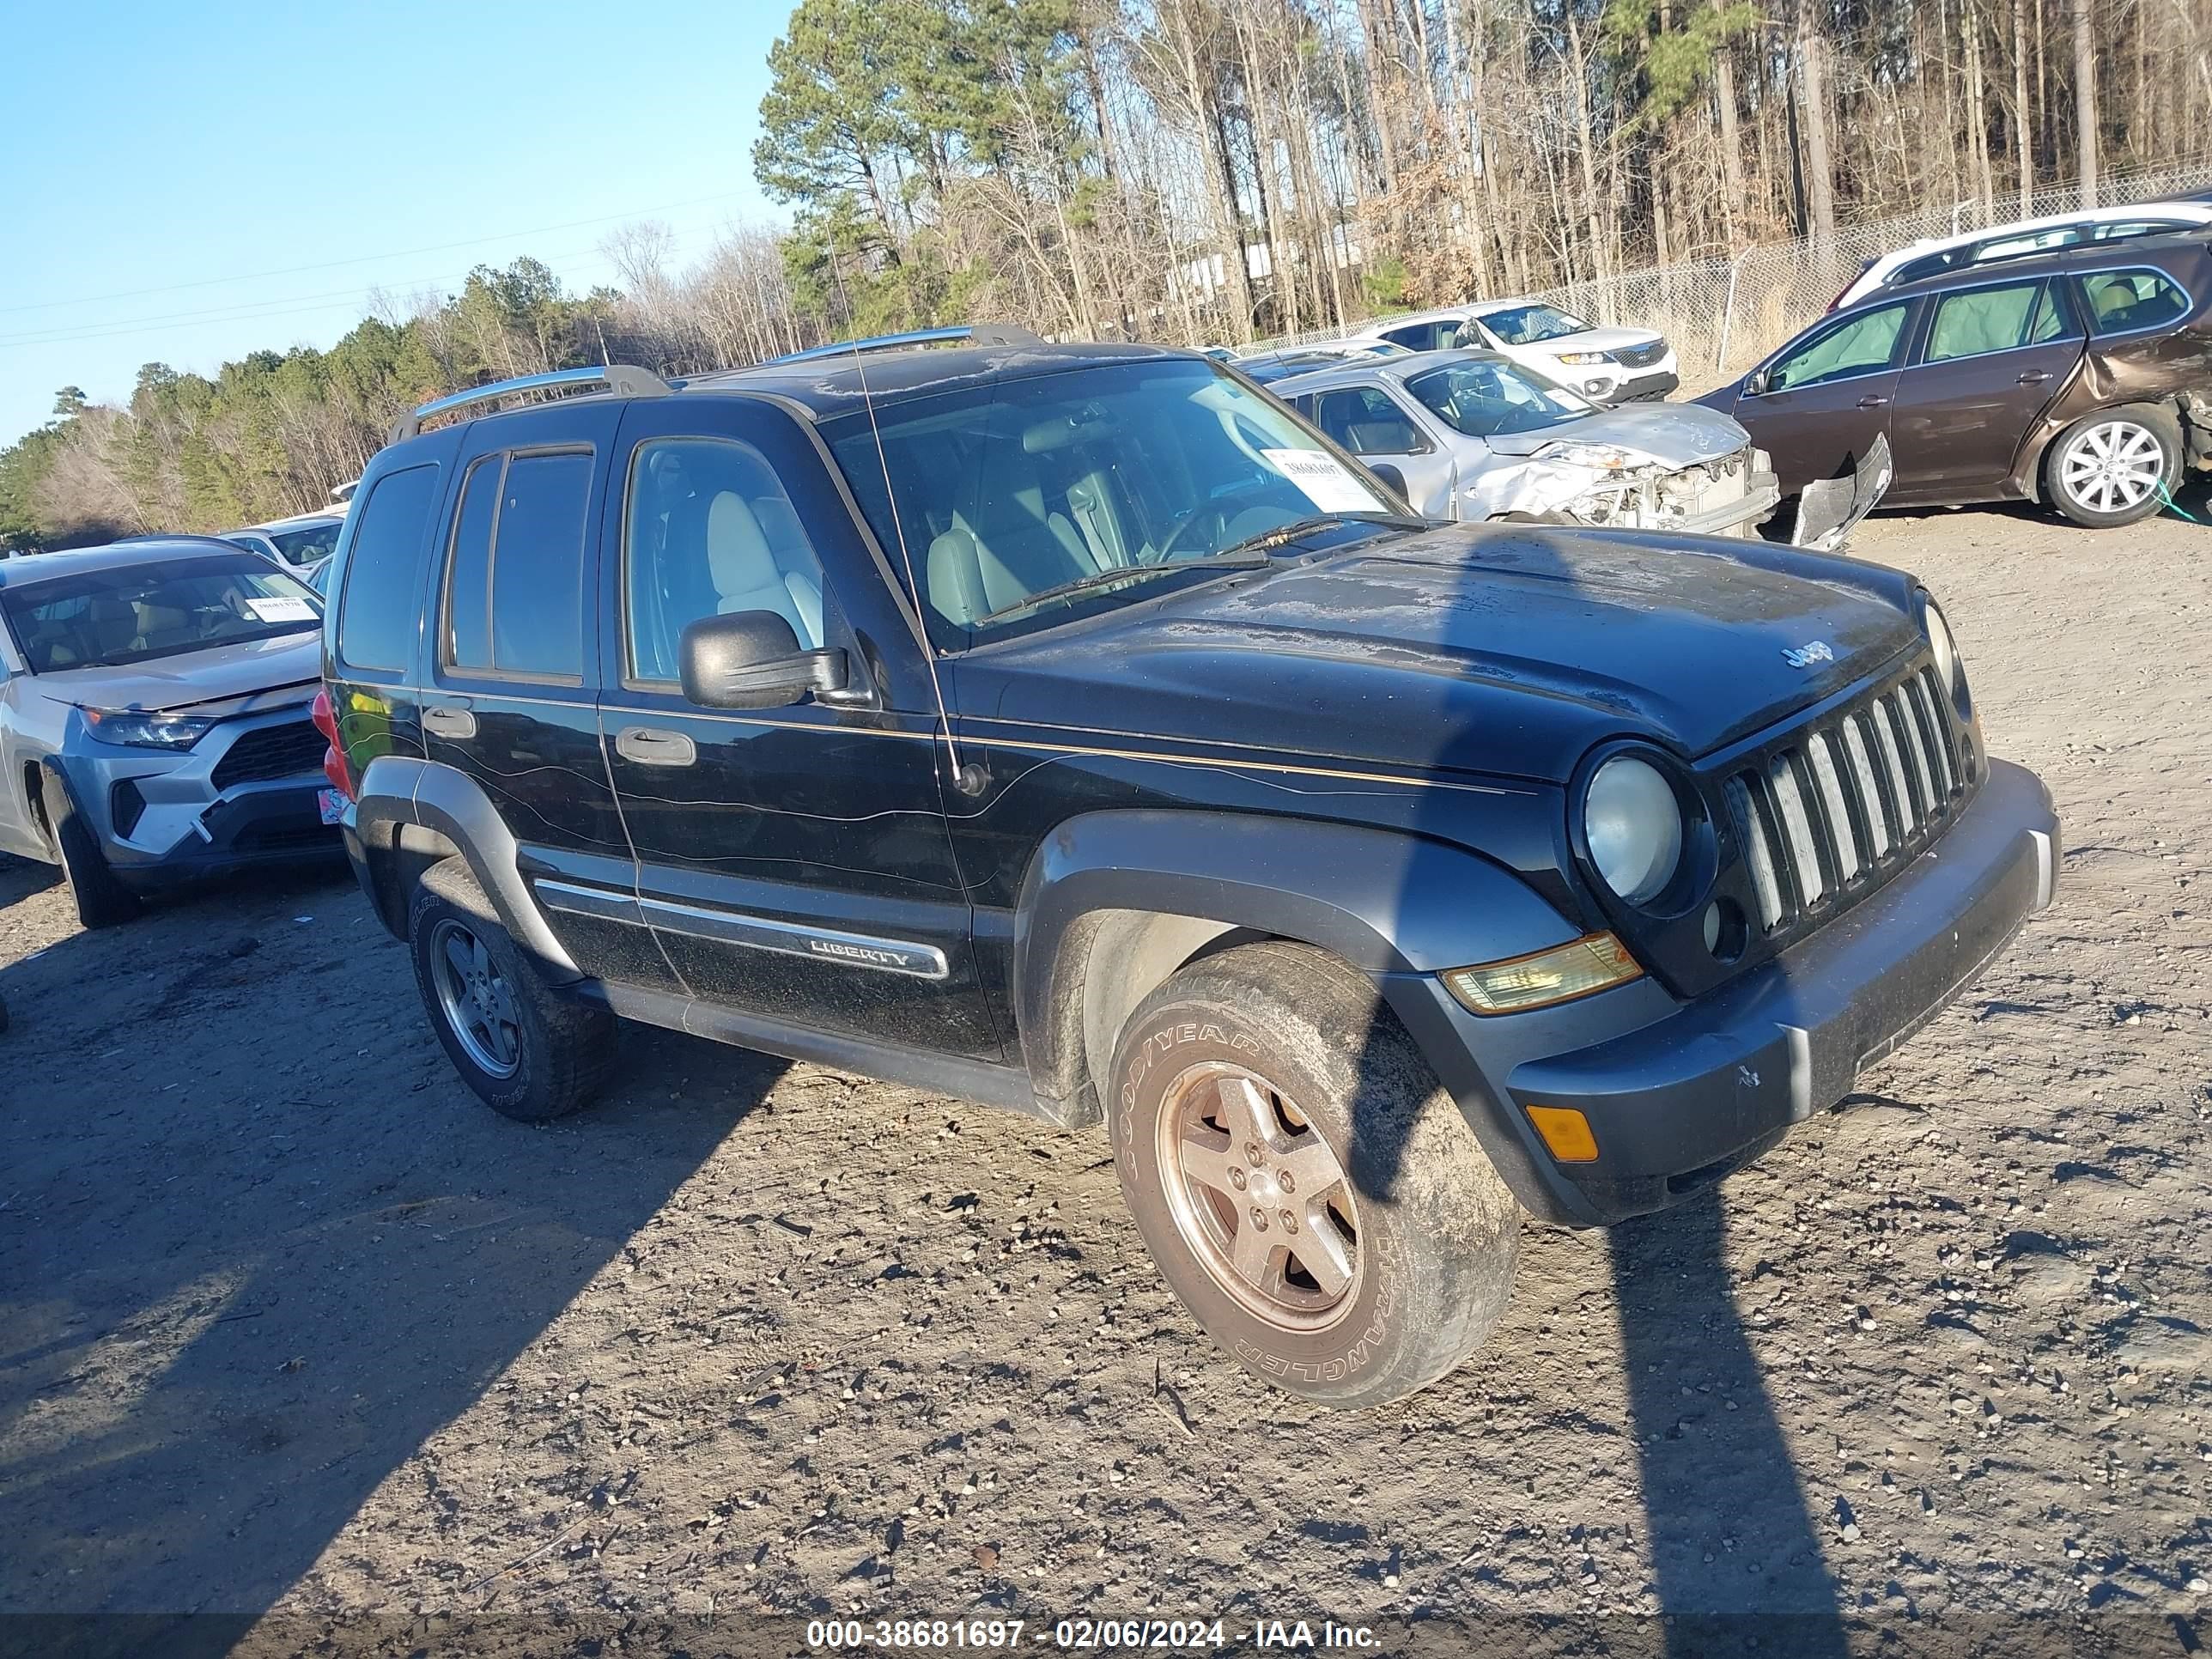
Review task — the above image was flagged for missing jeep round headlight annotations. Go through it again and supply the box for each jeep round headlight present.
[1583,755,1686,906]
[1920,590,1966,709]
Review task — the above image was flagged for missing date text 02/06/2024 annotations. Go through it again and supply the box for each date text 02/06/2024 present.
[804,1617,1382,1650]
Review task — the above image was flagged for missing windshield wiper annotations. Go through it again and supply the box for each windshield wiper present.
[979,552,1270,628]
[1213,511,1425,562]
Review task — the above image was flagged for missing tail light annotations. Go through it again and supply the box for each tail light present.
[311,687,353,799]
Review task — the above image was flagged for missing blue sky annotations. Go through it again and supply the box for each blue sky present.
[0,0,782,448]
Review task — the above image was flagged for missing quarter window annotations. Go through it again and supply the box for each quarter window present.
[1767,303,1910,391]
[335,462,441,672]
[623,437,830,687]
[443,449,592,679]
[1312,386,1429,454]
[2077,268,2191,335]
[1923,280,2070,362]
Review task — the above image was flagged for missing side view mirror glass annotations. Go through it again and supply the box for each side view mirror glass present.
[1366,462,1409,501]
[679,611,849,710]
[1744,368,1771,397]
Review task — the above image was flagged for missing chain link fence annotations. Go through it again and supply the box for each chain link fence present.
[1249,155,2212,391]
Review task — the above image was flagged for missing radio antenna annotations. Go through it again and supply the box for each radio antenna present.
[848,337,969,789]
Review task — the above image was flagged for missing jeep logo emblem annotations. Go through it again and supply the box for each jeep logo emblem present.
[1781,640,1834,668]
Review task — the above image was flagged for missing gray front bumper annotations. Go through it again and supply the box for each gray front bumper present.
[1384,757,2058,1226]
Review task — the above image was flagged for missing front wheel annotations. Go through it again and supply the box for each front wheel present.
[2045,404,2181,527]
[1107,941,1522,1409]
[40,769,137,930]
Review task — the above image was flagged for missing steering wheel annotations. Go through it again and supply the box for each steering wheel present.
[1142,501,1227,565]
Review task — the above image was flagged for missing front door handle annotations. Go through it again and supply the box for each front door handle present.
[2017,370,2051,385]
[1856,393,1890,408]
[422,703,477,739]
[616,726,696,767]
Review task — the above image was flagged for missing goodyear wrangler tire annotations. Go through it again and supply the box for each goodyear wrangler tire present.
[1107,940,1521,1408]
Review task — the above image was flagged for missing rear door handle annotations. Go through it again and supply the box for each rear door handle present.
[616,726,696,767]
[2017,370,2051,385]
[422,703,477,739]
[1856,394,1890,408]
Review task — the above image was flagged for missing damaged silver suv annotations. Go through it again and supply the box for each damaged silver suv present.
[1274,349,1808,541]
[0,538,337,927]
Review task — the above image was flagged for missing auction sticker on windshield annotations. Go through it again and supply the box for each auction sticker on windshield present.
[246,596,316,623]
[1261,448,1376,513]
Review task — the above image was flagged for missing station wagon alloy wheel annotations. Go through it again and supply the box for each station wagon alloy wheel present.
[428,917,521,1079]
[1157,1060,1362,1329]
[2058,418,2166,516]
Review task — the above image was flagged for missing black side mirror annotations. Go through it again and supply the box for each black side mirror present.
[1366,462,1409,501]
[679,611,849,710]
[1743,368,1771,398]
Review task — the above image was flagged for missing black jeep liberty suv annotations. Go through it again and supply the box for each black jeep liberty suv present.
[317,326,2058,1407]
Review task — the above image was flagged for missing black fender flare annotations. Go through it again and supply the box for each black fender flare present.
[350,755,581,981]
[1012,808,1579,1113]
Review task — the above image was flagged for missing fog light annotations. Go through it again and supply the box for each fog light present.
[1703,897,1747,963]
[1443,933,1643,1015]
[1527,1105,1600,1163]
[110,778,147,839]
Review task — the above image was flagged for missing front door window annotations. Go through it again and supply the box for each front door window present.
[1768,304,1911,391]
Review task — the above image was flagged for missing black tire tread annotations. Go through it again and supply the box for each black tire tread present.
[409,856,616,1121]
[1110,939,1520,1409]
[40,769,138,930]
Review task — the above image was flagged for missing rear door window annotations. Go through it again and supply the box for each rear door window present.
[336,462,442,672]
[2077,268,2192,336]
[1378,320,1455,352]
[441,448,592,680]
[1923,279,2071,362]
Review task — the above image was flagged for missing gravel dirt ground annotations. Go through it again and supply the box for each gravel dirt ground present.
[2,501,2209,1659]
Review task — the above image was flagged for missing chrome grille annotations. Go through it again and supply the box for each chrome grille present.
[1615,340,1668,368]
[1726,666,1972,937]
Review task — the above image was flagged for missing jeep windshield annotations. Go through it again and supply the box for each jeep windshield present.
[0,553,321,673]
[824,359,1407,643]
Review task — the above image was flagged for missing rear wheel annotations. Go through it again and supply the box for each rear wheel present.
[2045,404,2180,527]
[1107,941,1522,1409]
[40,770,137,930]
[408,857,616,1121]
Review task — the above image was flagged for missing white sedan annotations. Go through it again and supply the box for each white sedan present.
[1350,301,1678,404]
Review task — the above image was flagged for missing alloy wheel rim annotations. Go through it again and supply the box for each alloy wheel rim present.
[429,918,521,1079]
[2060,420,2164,514]
[1156,1060,1361,1330]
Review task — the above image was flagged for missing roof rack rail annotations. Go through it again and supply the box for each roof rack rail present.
[765,323,1045,367]
[390,364,673,443]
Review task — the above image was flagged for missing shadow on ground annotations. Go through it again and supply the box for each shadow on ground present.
[1611,1199,1847,1656]
[0,859,782,1656]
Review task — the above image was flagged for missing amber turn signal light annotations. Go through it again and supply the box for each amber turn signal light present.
[1526,1105,1600,1164]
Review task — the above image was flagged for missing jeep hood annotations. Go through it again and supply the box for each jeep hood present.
[32,630,323,718]
[957,524,1923,784]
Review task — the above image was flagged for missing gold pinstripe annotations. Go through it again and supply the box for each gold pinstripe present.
[373,684,1532,797]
